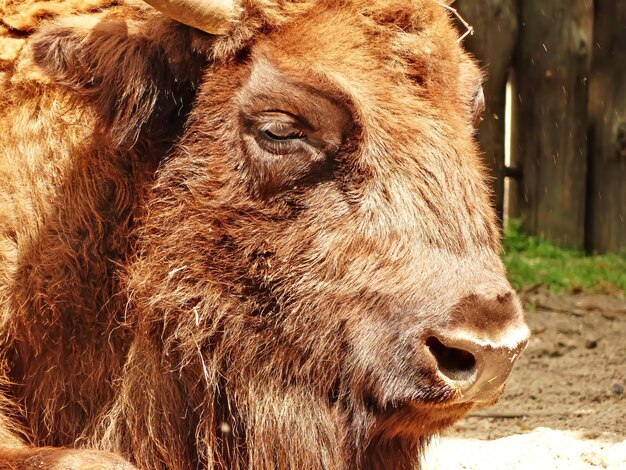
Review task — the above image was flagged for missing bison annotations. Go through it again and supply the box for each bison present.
[0,0,530,468]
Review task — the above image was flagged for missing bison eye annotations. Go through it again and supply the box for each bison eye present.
[251,112,314,155]
[261,124,307,142]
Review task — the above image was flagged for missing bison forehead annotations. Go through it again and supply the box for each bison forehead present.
[222,0,474,88]
[241,1,483,155]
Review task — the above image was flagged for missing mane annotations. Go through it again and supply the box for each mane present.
[0,0,147,86]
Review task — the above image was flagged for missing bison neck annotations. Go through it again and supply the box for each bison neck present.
[1,113,158,446]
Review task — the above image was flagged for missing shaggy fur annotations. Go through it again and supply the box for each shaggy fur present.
[0,1,526,468]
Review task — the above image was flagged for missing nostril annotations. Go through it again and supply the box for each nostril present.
[426,336,476,382]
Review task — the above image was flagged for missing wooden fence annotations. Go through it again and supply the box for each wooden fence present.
[455,0,625,253]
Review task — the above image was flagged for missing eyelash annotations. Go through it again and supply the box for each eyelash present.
[262,129,306,141]
[254,120,311,155]
[256,134,304,155]
[260,122,307,141]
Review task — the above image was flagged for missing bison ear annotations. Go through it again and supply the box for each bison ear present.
[30,15,206,148]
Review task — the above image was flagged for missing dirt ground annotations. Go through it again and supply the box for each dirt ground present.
[423,292,626,469]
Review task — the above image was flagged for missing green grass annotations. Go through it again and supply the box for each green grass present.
[502,221,626,294]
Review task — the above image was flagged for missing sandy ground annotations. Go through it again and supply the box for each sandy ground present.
[423,292,626,469]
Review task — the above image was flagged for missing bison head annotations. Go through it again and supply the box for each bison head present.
[32,0,529,468]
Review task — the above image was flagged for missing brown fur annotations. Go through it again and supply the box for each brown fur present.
[0,1,525,468]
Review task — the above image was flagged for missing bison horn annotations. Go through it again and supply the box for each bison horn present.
[141,0,240,35]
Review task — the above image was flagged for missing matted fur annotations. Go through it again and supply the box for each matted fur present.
[0,1,526,469]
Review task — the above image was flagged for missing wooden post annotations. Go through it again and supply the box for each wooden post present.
[456,0,519,224]
[587,0,626,253]
[512,0,593,249]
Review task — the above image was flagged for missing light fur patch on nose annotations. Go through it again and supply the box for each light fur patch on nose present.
[448,324,531,352]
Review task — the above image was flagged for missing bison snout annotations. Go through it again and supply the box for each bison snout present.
[425,293,530,403]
